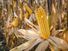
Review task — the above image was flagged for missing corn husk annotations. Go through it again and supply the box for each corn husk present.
[10,39,36,51]
[35,41,49,51]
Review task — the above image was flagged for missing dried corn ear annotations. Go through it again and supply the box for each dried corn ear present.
[11,18,19,27]
[24,4,32,15]
[24,12,29,18]
[19,0,23,20]
[35,6,50,39]
[19,9,23,20]
[25,0,28,2]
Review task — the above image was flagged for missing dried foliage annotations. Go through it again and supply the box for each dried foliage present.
[0,0,68,51]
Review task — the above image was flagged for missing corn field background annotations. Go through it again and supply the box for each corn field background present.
[0,0,68,51]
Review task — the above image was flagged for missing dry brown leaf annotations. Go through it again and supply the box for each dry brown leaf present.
[10,39,36,51]
[18,29,40,40]
[35,41,49,51]
[50,36,68,50]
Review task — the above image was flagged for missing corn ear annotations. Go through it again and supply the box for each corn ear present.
[24,4,32,15]
[19,0,23,20]
[25,0,28,2]
[11,18,19,27]
[35,6,50,39]
[24,12,29,18]
[19,9,23,20]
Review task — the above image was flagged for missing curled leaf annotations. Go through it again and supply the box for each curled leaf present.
[10,39,36,51]
[50,36,68,50]
[18,29,40,40]
[25,38,43,51]
[35,41,49,51]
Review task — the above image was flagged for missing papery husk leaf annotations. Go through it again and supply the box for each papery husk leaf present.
[35,41,49,51]
[18,29,40,40]
[50,36,68,50]
[25,38,43,51]
[10,39,36,51]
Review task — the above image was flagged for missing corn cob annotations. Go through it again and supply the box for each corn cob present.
[24,4,32,15]
[19,9,23,20]
[25,0,28,2]
[19,0,23,20]
[35,6,50,39]
[24,12,29,18]
[11,18,19,27]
